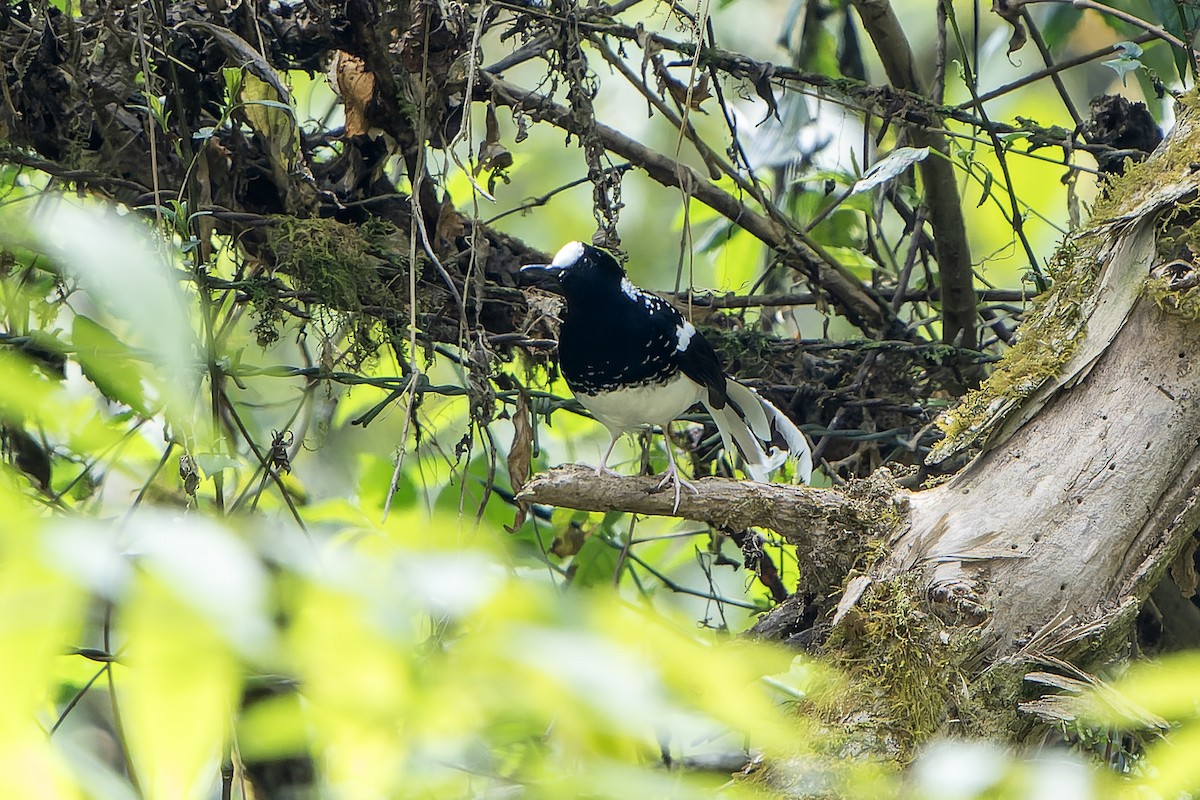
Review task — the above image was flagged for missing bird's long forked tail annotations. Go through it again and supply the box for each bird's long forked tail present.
[702,380,813,484]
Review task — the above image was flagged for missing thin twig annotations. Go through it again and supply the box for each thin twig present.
[849,0,977,349]
[1020,8,1085,130]
[1024,0,1191,52]
[480,71,895,336]
[941,1,1045,290]
[668,286,1033,308]
[963,32,1159,110]
[483,163,633,226]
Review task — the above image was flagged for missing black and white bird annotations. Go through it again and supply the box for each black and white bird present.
[521,241,813,507]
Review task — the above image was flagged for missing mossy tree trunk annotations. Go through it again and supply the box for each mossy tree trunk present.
[889,102,1200,665]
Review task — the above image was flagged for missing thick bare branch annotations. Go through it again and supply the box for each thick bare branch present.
[520,465,907,599]
[521,464,901,534]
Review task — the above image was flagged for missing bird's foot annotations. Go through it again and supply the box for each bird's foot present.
[652,463,698,514]
[594,464,623,478]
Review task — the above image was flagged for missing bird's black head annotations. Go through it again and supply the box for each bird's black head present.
[519,241,625,300]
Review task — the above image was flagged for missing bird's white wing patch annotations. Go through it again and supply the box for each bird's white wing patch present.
[551,241,585,268]
[675,321,695,352]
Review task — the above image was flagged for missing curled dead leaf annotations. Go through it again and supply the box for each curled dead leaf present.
[652,53,711,113]
[506,390,534,530]
[636,22,663,85]
[992,0,1028,55]
[329,50,377,137]
[512,108,530,144]
[552,521,587,558]
[475,103,514,193]
[434,197,465,253]
[508,390,534,494]
[179,453,200,497]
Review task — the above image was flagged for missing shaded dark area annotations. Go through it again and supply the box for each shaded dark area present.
[1082,94,1163,176]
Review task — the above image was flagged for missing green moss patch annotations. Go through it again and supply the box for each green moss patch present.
[264,217,408,366]
[1145,275,1200,319]
[931,242,1099,461]
[823,575,972,759]
[267,217,396,311]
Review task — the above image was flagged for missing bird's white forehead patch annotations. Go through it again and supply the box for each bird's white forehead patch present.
[551,241,586,268]
[675,321,695,352]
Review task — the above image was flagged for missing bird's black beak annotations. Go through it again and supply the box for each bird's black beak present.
[519,263,566,287]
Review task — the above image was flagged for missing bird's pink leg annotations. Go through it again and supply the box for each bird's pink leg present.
[595,431,623,477]
[653,423,698,513]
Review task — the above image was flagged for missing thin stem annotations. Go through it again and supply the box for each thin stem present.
[1024,0,1190,51]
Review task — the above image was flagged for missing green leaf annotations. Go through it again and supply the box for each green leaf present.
[977,169,994,208]
[852,147,930,194]
[824,246,881,280]
[71,315,149,414]
[239,73,300,172]
[25,203,200,432]
[222,66,244,103]
[1150,0,1200,82]
[1039,5,1082,50]
[1101,41,1144,86]
[241,98,298,117]
[357,452,417,514]
[192,452,241,480]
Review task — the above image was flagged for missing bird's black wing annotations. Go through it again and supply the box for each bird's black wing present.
[632,292,727,408]
[674,322,729,408]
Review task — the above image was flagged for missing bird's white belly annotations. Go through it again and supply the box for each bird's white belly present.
[576,374,704,432]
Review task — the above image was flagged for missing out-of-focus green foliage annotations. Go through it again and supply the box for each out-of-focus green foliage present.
[4,472,821,797]
[1,195,1199,800]
[0,199,839,798]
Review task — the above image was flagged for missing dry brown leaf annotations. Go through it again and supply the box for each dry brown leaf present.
[512,107,530,144]
[552,521,588,558]
[179,453,200,497]
[652,54,710,113]
[506,391,534,531]
[992,0,1028,55]
[636,22,663,86]
[693,74,713,111]
[752,64,779,123]
[475,103,514,188]
[508,391,534,494]
[434,197,465,253]
[330,50,376,137]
